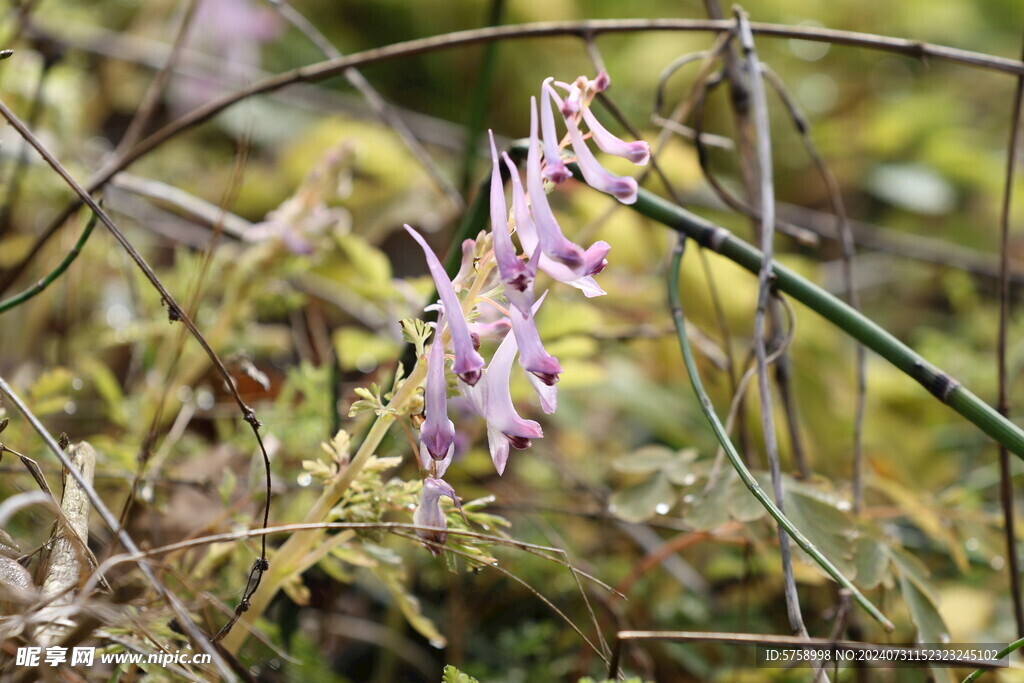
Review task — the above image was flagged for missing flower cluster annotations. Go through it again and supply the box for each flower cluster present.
[406,73,649,554]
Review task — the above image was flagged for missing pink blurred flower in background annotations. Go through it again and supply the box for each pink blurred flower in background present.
[171,0,283,112]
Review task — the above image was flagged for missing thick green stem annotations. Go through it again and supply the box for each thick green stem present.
[631,187,1024,459]
[667,236,893,631]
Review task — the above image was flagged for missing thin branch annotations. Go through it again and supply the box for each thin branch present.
[735,8,810,644]
[689,72,820,246]
[0,207,97,315]
[583,37,753,463]
[996,32,1024,638]
[266,0,463,211]
[963,634,1024,682]
[110,0,197,159]
[8,14,1024,296]
[0,99,272,646]
[80,522,620,600]
[9,16,1020,292]
[759,64,865,501]
[665,235,892,632]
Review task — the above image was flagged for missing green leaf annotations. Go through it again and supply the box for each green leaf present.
[783,482,858,577]
[375,566,447,648]
[852,535,889,589]
[683,469,732,531]
[609,474,675,523]
[897,565,951,644]
[78,357,127,426]
[727,475,768,523]
[612,445,677,474]
[442,664,480,683]
[333,327,401,372]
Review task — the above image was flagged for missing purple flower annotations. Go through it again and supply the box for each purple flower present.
[419,322,455,478]
[502,151,609,297]
[555,77,583,116]
[591,69,611,93]
[413,477,462,555]
[527,373,557,414]
[539,82,573,185]
[527,97,587,270]
[581,107,650,165]
[509,292,561,386]
[405,225,486,385]
[545,83,639,205]
[459,323,543,475]
[488,131,534,312]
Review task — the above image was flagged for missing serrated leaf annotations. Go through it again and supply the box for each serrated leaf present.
[609,474,675,523]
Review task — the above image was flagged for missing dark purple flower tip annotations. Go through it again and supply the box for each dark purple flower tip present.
[506,434,532,450]
[508,272,532,292]
[543,164,573,185]
[424,439,453,462]
[583,241,611,276]
[530,370,560,387]
[592,70,610,92]
[605,176,639,204]
[405,225,486,381]
[458,369,482,386]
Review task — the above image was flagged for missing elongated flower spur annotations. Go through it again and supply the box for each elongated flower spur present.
[402,71,649,554]
[419,320,455,478]
[405,225,486,385]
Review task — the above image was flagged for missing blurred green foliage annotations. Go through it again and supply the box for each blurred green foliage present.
[0,0,1023,681]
